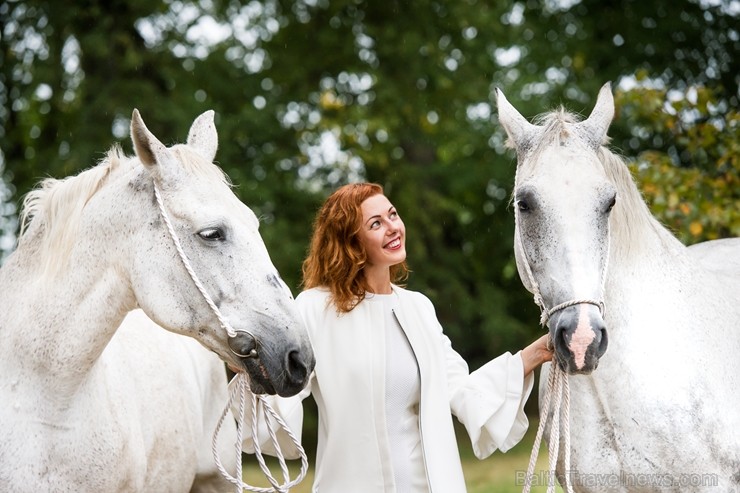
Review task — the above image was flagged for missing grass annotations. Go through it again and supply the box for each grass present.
[458,419,564,493]
[242,418,563,492]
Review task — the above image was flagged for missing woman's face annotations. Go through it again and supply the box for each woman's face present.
[358,194,406,269]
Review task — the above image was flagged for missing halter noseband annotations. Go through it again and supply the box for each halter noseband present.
[539,298,606,327]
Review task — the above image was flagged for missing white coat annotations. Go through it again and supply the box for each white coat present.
[237,285,534,493]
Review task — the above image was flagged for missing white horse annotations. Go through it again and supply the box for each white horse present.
[0,110,314,492]
[497,84,740,492]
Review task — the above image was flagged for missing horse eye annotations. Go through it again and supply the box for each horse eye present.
[198,228,225,241]
[606,195,616,212]
[517,200,530,212]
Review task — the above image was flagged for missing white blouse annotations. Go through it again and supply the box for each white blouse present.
[366,292,429,492]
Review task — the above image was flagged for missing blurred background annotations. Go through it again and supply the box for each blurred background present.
[1,0,738,488]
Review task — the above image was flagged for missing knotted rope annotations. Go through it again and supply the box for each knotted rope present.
[154,182,308,492]
[513,191,610,493]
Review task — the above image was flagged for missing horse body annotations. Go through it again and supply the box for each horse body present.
[0,110,314,492]
[1,311,229,491]
[497,85,740,492]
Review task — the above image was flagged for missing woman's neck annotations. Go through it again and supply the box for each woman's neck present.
[363,267,392,294]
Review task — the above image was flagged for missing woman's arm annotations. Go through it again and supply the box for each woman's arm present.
[521,334,553,377]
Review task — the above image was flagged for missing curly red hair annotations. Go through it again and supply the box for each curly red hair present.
[301,183,409,312]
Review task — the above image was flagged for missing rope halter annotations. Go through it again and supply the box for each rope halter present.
[539,298,605,328]
[153,181,308,493]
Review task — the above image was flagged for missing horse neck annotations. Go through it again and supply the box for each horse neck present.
[0,190,138,395]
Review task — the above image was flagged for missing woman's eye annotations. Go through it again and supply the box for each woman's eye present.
[370,220,381,229]
[198,228,225,241]
[390,211,398,219]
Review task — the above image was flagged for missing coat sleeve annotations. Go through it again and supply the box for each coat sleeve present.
[228,374,313,460]
[444,332,535,459]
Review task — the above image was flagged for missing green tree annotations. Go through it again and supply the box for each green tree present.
[618,84,740,243]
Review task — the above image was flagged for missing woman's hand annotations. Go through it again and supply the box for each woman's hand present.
[521,334,554,377]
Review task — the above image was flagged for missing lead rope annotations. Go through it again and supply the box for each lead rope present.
[211,374,309,493]
[153,182,308,493]
[513,189,610,493]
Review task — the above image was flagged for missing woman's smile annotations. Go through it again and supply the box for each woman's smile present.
[385,237,402,250]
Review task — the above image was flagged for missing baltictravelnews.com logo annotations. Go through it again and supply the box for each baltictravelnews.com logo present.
[515,470,720,489]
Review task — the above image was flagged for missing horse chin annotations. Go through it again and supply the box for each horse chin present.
[240,358,278,396]
[241,358,313,397]
[566,364,598,376]
[554,350,601,375]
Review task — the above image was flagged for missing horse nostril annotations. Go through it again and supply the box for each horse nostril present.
[285,350,309,386]
[554,324,568,351]
[596,328,609,358]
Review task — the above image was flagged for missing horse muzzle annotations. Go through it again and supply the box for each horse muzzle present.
[551,304,608,374]
[228,330,314,397]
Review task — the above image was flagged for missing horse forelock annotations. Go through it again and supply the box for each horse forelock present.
[513,109,587,193]
[524,109,588,167]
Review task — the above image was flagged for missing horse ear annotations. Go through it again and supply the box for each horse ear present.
[578,82,615,150]
[495,88,537,157]
[186,110,218,162]
[130,109,179,185]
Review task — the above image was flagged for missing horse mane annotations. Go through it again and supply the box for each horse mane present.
[18,146,126,273]
[18,142,230,277]
[596,147,683,255]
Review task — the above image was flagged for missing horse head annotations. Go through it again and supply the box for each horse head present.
[496,83,616,374]
[125,110,314,396]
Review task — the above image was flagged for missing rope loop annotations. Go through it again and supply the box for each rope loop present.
[212,374,308,493]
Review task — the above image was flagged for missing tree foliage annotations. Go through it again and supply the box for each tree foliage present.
[618,84,739,242]
[1,0,738,371]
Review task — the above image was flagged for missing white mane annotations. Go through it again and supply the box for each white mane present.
[596,146,684,257]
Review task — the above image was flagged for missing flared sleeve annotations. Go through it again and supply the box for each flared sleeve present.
[448,348,534,459]
[227,375,312,460]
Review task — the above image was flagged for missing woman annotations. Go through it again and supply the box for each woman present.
[239,182,552,493]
